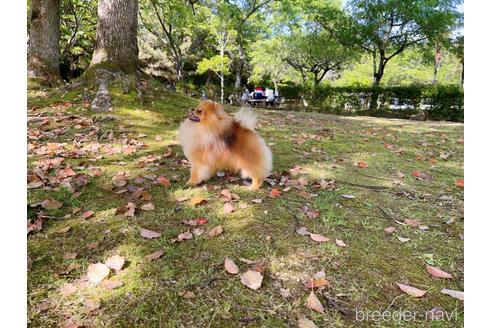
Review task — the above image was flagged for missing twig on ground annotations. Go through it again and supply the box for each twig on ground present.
[385,294,403,312]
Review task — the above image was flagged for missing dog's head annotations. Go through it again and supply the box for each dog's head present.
[188,100,226,126]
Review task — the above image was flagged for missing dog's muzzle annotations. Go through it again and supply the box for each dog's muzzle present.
[188,111,200,122]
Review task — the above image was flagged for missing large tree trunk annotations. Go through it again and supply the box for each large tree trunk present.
[28,0,61,82]
[89,0,139,73]
[234,37,245,90]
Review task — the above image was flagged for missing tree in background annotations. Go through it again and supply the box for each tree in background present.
[448,35,464,86]
[282,31,356,87]
[197,55,231,104]
[89,0,139,74]
[249,38,293,92]
[317,0,462,86]
[219,0,273,91]
[28,0,61,82]
[60,0,97,80]
[139,0,200,81]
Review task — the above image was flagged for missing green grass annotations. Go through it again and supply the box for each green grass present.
[27,81,464,327]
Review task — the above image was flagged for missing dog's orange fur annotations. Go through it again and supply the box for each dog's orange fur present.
[178,100,272,190]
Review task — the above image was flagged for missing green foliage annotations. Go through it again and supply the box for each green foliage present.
[279,84,463,122]
[316,0,462,84]
[196,55,231,77]
[59,0,97,80]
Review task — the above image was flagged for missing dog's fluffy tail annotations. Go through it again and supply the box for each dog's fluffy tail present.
[234,107,257,131]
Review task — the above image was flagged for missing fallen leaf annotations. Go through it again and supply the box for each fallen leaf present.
[397,236,410,243]
[60,283,77,297]
[306,210,320,219]
[83,298,101,313]
[296,227,310,236]
[335,239,348,247]
[86,241,99,249]
[309,233,330,242]
[252,198,263,204]
[190,195,206,206]
[208,225,223,237]
[341,194,355,199]
[404,218,421,227]
[141,203,155,211]
[224,202,235,213]
[305,278,330,289]
[396,283,426,297]
[105,255,125,271]
[87,263,110,283]
[112,176,127,187]
[239,258,254,264]
[224,257,239,274]
[240,270,263,290]
[269,189,281,197]
[41,199,63,210]
[140,228,161,239]
[179,291,195,299]
[384,226,396,234]
[63,252,77,260]
[99,280,124,290]
[192,227,204,236]
[80,211,94,220]
[440,288,464,301]
[298,317,318,328]
[174,231,193,242]
[57,226,71,234]
[412,170,421,178]
[280,288,291,298]
[455,179,464,188]
[196,217,208,225]
[426,265,453,279]
[176,196,189,202]
[146,250,165,261]
[306,291,324,313]
[357,161,368,169]
[157,176,171,186]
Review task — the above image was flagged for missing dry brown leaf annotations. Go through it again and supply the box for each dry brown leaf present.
[224,257,239,274]
[397,236,410,243]
[252,198,263,204]
[41,199,63,210]
[83,298,101,313]
[99,280,124,290]
[146,250,165,261]
[440,288,464,301]
[335,239,348,247]
[384,226,396,234]
[455,179,464,188]
[208,225,223,237]
[224,202,235,213]
[179,291,195,299]
[296,227,310,236]
[240,270,263,290]
[157,176,171,187]
[190,195,206,206]
[309,233,330,242]
[57,226,71,234]
[304,278,330,289]
[141,203,155,211]
[60,283,77,297]
[404,218,421,227]
[396,283,426,297]
[105,255,125,271]
[87,263,110,283]
[176,196,189,202]
[298,318,318,328]
[63,252,77,260]
[357,161,368,169]
[269,189,281,197]
[306,291,324,313]
[80,211,94,220]
[140,228,161,239]
[426,265,453,279]
[112,176,127,187]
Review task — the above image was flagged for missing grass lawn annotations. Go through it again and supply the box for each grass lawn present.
[27,81,464,327]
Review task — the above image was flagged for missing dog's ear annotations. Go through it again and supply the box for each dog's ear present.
[213,102,225,120]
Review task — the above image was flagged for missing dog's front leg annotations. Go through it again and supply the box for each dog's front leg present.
[187,164,211,186]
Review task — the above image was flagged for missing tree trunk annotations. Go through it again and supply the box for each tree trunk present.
[89,0,139,73]
[370,55,385,112]
[28,0,61,81]
[220,73,224,104]
[234,37,245,90]
[460,58,464,87]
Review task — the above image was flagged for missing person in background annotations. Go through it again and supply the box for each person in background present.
[241,88,250,104]
[254,86,264,99]
[265,87,274,104]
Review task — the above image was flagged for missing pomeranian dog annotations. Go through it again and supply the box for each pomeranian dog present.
[178,100,272,190]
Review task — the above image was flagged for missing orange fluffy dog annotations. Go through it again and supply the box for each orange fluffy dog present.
[178,100,272,190]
